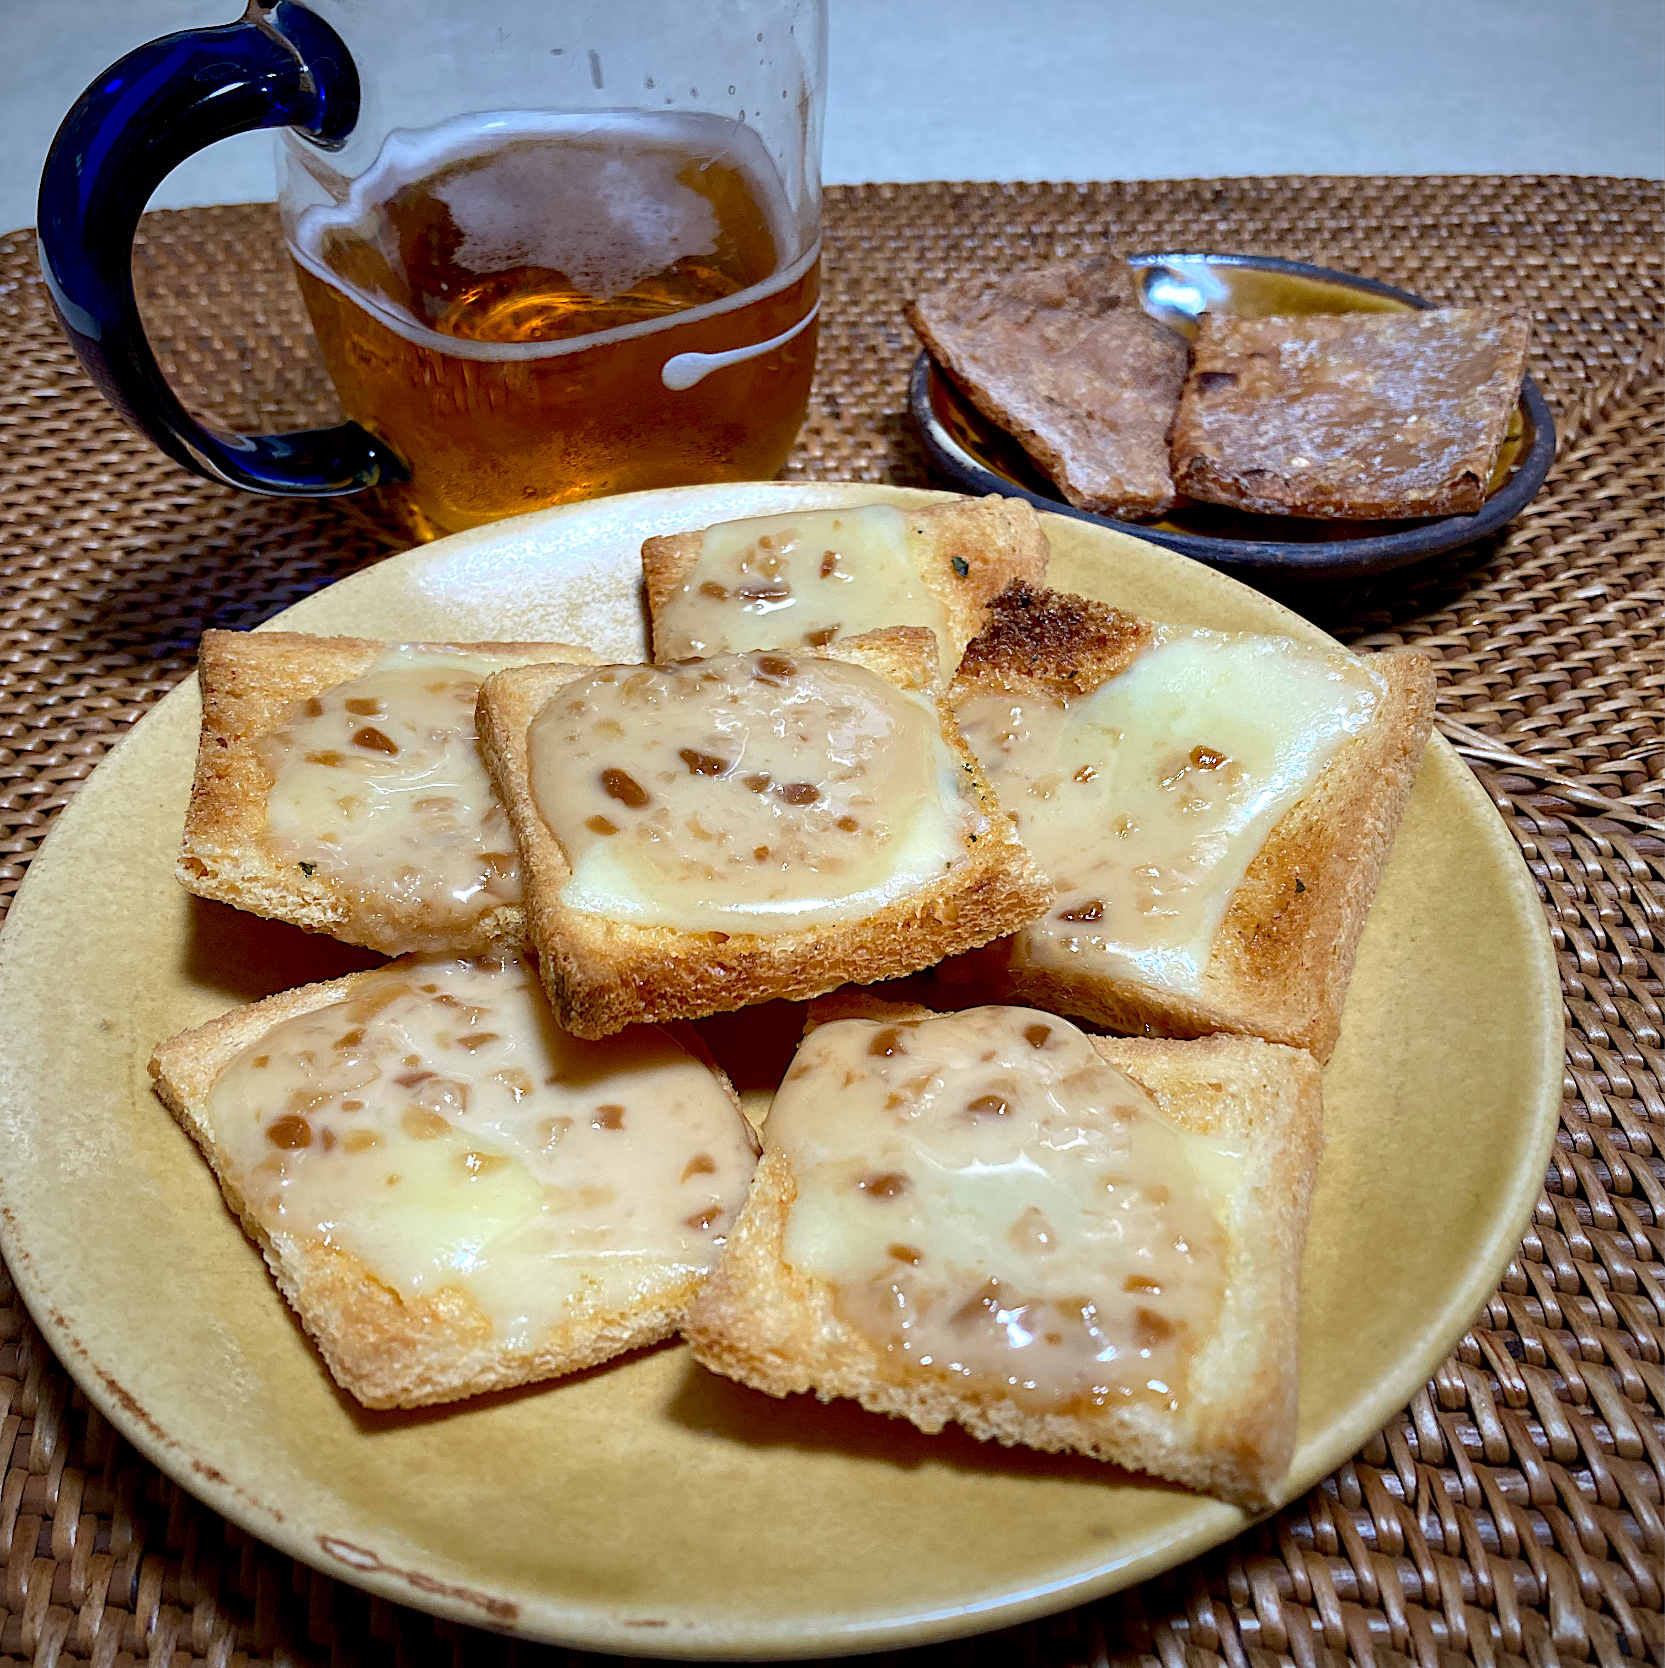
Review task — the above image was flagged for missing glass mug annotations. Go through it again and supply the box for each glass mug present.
[39,0,827,538]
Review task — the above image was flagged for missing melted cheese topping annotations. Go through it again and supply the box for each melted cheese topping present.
[260,650,526,947]
[772,1006,1240,1414]
[956,630,1382,995]
[206,955,758,1348]
[527,651,979,933]
[653,506,956,674]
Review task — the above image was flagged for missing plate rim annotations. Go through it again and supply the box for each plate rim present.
[0,482,1565,1657]
[907,250,1557,579]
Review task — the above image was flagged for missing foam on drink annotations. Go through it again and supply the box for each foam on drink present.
[288,110,814,361]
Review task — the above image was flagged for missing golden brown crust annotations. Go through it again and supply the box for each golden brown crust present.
[477,628,1054,1039]
[179,631,598,957]
[148,960,745,1410]
[953,579,1156,698]
[640,495,1049,670]
[682,1000,1324,1510]
[946,585,1437,1062]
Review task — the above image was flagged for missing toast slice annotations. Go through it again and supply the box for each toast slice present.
[179,631,598,956]
[149,952,759,1409]
[476,628,1052,1038]
[682,995,1323,1509]
[641,494,1049,675]
[1169,308,1532,519]
[943,583,1436,1062]
[906,256,1190,518]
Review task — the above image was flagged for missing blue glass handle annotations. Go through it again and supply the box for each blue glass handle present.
[35,1,402,496]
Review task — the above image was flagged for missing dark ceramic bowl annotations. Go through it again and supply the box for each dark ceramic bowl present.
[908,253,1555,580]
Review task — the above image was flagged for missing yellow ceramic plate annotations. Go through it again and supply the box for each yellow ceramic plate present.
[0,484,1561,1659]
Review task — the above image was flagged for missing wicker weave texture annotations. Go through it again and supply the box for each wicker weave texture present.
[0,176,1659,1667]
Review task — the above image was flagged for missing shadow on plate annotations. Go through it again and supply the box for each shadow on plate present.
[183,896,385,1005]
[690,1000,808,1100]
[662,1351,1171,1492]
[336,1336,687,1435]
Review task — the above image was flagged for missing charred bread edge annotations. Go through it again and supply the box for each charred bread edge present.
[947,583,1437,1063]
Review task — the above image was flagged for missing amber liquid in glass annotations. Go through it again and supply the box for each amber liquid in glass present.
[288,113,819,537]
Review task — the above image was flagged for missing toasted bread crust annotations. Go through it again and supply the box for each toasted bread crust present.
[477,628,1054,1038]
[640,494,1049,670]
[953,578,1156,697]
[947,585,1437,1062]
[179,631,598,957]
[148,962,744,1409]
[683,999,1324,1510]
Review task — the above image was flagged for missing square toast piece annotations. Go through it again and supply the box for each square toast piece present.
[641,494,1049,675]
[945,584,1436,1062]
[1169,308,1532,519]
[180,631,597,957]
[906,256,1190,518]
[476,628,1052,1038]
[683,995,1324,1510]
[149,952,759,1409]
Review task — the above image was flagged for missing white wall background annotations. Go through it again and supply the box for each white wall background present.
[4,0,1661,234]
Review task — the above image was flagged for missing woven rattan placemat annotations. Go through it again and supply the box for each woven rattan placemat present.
[0,175,1660,1667]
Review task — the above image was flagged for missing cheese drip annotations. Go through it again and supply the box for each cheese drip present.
[206,955,758,1348]
[528,650,979,932]
[772,1006,1241,1414]
[654,505,957,674]
[956,630,1382,995]
[259,649,527,947]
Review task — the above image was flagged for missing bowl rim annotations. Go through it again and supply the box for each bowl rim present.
[908,251,1557,579]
